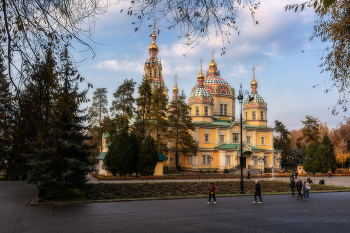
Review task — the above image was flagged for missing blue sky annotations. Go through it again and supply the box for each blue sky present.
[73,0,347,130]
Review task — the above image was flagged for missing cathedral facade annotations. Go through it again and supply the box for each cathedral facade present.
[140,27,282,173]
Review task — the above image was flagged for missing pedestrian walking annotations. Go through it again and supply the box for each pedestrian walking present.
[328,170,332,178]
[296,179,303,200]
[295,171,298,180]
[303,179,311,200]
[290,178,295,196]
[247,171,251,180]
[207,183,216,204]
[289,171,293,181]
[253,180,262,204]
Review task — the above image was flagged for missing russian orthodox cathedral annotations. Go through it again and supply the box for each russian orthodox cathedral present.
[98,24,282,175]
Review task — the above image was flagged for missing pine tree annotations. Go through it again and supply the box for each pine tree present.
[273,120,291,166]
[303,142,318,174]
[299,116,321,144]
[311,133,337,173]
[149,87,169,150]
[104,129,133,176]
[88,88,108,153]
[138,135,158,176]
[0,57,13,172]
[110,78,136,118]
[168,91,197,171]
[135,76,152,137]
[46,46,94,195]
[130,131,141,177]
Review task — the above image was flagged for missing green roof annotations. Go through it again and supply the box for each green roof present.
[214,144,266,151]
[243,124,274,129]
[215,144,240,149]
[103,133,110,139]
[158,152,167,161]
[96,152,107,160]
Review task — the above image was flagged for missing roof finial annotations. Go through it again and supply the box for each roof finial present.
[153,21,156,34]
[253,67,255,77]
[211,49,215,60]
[200,58,203,71]
[175,74,177,84]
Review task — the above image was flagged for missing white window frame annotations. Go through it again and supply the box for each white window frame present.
[225,155,231,166]
[246,136,251,144]
[202,155,212,165]
[232,133,239,144]
[220,135,225,143]
[204,134,209,143]
[261,136,265,145]
[187,155,192,165]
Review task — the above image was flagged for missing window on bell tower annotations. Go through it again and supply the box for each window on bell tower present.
[204,107,208,116]
[195,107,199,116]
[252,111,256,120]
[260,111,264,120]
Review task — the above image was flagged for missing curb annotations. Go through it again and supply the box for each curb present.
[30,189,350,206]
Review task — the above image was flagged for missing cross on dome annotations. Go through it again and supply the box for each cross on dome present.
[252,67,255,77]
[211,49,215,60]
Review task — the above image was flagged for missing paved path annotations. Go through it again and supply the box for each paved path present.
[2,183,350,233]
[87,174,350,187]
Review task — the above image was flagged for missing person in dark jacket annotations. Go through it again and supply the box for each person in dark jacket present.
[253,180,262,204]
[246,171,251,180]
[207,183,216,204]
[290,178,296,196]
[296,179,303,200]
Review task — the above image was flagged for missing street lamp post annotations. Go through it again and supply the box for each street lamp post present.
[271,150,275,180]
[237,84,254,194]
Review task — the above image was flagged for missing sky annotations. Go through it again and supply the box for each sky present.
[72,0,348,131]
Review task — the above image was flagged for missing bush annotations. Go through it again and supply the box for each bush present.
[199,169,203,173]
[207,169,211,173]
[213,169,218,173]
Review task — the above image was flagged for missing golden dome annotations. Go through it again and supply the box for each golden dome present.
[173,83,179,92]
[209,58,217,68]
[197,69,205,80]
[251,76,258,86]
[149,41,159,51]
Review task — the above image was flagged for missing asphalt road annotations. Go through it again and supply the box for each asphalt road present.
[1,182,350,233]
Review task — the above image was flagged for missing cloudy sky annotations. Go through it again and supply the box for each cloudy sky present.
[73,0,347,131]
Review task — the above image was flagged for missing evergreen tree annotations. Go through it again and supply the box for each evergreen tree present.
[289,148,304,167]
[138,135,158,176]
[311,133,337,173]
[135,76,152,137]
[88,88,108,153]
[273,120,291,166]
[0,57,13,172]
[303,142,318,174]
[130,131,142,177]
[104,129,133,176]
[299,115,321,144]
[168,91,197,170]
[48,46,94,195]
[110,78,136,118]
[149,87,169,150]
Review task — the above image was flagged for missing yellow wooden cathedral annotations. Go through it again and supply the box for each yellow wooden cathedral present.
[140,26,282,173]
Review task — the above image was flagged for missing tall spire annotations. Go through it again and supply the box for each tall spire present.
[197,58,205,86]
[209,48,217,71]
[251,67,258,93]
[148,21,159,58]
[173,74,179,99]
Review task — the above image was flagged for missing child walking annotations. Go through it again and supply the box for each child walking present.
[207,183,216,204]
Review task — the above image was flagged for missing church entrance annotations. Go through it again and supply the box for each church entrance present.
[241,157,247,168]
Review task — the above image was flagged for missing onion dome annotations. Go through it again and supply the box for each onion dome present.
[244,92,265,104]
[209,57,217,68]
[149,41,159,51]
[173,75,179,93]
[188,60,213,104]
[251,76,258,86]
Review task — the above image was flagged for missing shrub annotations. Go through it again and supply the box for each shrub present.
[199,169,203,173]
[207,169,211,173]
[213,169,218,173]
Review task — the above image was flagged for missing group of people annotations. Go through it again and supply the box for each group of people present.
[207,180,263,205]
[290,178,312,200]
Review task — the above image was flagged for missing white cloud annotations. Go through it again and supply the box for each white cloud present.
[94,59,144,73]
